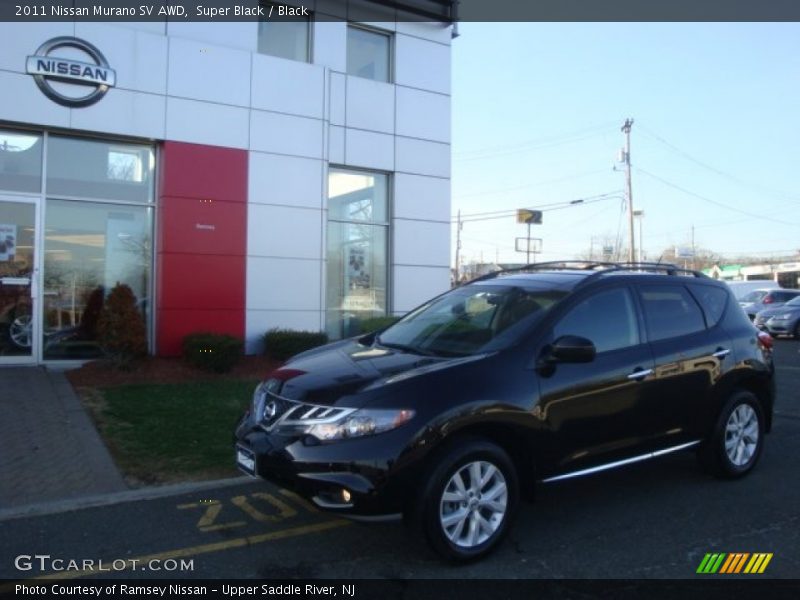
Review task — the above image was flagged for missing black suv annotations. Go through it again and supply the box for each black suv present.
[235,262,775,561]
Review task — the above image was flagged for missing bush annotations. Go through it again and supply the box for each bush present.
[97,283,147,369]
[358,316,401,334]
[182,332,243,373]
[263,328,328,361]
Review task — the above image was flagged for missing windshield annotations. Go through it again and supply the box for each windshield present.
[740,290,768,303]
[377,284,566,356]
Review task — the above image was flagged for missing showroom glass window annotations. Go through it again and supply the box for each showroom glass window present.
[326,168,389,339]
[258,2,311,62]
[347,25,391,82]
[43,135,154,360]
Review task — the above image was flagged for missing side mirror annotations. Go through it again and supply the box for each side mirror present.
[548,335,596,364]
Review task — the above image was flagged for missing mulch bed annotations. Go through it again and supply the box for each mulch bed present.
[66,355,283,388]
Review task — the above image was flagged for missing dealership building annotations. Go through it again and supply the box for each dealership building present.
[0,4,453,364]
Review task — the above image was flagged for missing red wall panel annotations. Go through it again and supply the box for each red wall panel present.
[157,309,245,357]
[158,197,246,256]
[159,141,247,202]
[157,142,248,356]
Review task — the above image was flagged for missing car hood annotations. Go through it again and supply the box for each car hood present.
[762,306,800,319]
[266,340,480,407]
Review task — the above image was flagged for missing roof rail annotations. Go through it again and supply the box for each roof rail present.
[461,261,708,286]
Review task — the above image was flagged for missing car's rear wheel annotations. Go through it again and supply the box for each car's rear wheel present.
[793,321,800,340]
[698,390,764,479]
[415,438,519,561]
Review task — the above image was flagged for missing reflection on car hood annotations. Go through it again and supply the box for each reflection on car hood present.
[760,306,800,319]
[269,340,479,407]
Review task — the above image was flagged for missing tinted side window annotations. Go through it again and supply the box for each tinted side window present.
[640,285,706,341]
[687,284,729,328]
[774,291,800,302]
[553,287,639,353]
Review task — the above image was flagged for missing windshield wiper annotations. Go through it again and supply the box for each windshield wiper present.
[376,337,438,357]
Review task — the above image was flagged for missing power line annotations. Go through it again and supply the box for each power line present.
[636,167,800,227]
[638,124,800,205]
[452,191,624,222]
[453,168,611,200]
[453,122,618,158]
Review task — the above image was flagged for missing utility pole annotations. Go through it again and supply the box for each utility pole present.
[691,224,696,270]
[454,210,462,284]
[621,118,635,263]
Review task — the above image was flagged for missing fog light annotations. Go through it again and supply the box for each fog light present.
[341,489,351,503]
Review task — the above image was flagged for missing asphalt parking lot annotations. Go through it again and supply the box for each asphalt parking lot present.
[1,340,798,580]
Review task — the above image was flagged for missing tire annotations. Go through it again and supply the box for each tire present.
[698,390,765,479]
[415,438,519,562]
[793,321,800,341]
[8,313,33,349]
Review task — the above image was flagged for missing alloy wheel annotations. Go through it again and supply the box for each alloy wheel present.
[439,460,508,548]
[9,315,32,349]
[724,404,759,467]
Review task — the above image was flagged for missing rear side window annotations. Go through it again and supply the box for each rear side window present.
[772,291,800,302]
[639,285,706,342]
[687,284,729,328]
[553,287,639,353]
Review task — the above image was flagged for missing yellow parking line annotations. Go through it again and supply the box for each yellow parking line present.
[8,519,350,585]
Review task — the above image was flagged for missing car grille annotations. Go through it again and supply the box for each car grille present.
[259,391,354,431]
[755,315,768,326]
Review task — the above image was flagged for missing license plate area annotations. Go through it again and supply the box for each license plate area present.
[236,445,256,476]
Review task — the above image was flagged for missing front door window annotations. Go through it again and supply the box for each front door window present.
[0,200,36,359]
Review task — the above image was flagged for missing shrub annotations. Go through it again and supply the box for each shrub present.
[263,328,328,361]
[182,332,243,373]
[358,316,401,334]
[97,283,147,369]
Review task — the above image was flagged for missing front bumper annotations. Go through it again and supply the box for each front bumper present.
[234,414,420,518]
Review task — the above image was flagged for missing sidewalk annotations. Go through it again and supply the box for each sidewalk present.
[0,367,127,509]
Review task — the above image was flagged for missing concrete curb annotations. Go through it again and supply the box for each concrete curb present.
[0,475,255,522]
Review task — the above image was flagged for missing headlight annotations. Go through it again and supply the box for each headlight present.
[251,379,282,419]
[769,314,790,321]
[305,409,415,441]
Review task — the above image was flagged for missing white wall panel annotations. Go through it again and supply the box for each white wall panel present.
[246,310,323,354]
[393,220,450,267]
[167,22,258,52]
[75,23,168,95]
[71,89,165,139]
[250,111,323,158]
[313,21,347,72]
[0,23,74,74]
[396,86,450,143]
[329,72,346,126]
[0,71,70,129]
[395,21,453,45]
[395,137,449,178]
[251,54,324,119]
[345,129,394,171]
[166,97,249,148]
[247,204,322,260]
[328,125,345,164]
[168,37,251,107]
[393,266,450,312]
[249,152,323,209]
[345,76,395,134]
[247,257,322,311]
[394,174,450,222]
[395,34,450,95]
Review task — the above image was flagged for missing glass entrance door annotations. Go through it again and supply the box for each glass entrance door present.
[0,198,38,363]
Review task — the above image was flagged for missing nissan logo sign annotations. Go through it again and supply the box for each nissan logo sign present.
[26,37,116,108]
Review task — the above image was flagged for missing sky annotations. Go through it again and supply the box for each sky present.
[450,22,800,267]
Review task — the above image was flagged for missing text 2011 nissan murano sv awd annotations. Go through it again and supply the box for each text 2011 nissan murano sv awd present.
[235,262,774,561]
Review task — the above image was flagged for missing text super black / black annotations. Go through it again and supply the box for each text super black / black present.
[234,262,775,561]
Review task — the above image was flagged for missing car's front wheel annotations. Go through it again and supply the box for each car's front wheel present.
[699,390,765,479]
[415,438,519,561]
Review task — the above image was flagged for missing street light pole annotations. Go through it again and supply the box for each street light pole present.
[633,209,644,262]
[621,118,635,263]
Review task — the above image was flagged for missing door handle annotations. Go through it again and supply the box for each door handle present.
[712,348,731,359]
[627,368,653,381]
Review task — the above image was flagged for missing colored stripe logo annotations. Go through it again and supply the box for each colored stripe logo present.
[696,552,773,574]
